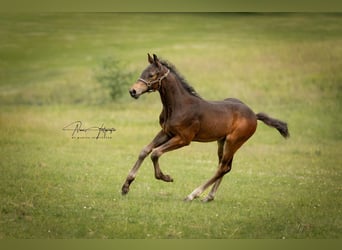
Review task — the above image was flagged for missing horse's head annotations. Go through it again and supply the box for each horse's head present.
[129,54,170,99]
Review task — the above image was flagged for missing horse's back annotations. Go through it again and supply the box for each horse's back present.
[207,97,256,120]
[192,97,256,142]
[223,97,245,104]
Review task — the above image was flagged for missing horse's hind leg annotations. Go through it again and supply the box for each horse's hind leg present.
[185,127,252,202]
[185,116,257,202]
[186,138,233,202]
[184,137,235,201]
[202,158,233,202]
[201,139,226,202]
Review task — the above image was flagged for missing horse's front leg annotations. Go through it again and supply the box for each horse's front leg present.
[151,135,190,182]
[121,130,170,195]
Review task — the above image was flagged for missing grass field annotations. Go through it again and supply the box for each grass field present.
[0,13,341,239]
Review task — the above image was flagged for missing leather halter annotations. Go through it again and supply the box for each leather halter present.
[138,69,170,92]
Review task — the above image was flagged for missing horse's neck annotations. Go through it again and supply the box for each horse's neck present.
[159,74,193,116]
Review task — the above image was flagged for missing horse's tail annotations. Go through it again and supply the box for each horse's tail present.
[256,112,290,138]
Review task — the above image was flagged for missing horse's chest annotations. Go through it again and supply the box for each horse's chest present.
[161,118,178,135]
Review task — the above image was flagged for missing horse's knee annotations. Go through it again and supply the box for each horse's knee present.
[139,147,151,160]
[150,149,161,162]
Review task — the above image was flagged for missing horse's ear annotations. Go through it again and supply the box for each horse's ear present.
[153,54,159,62]
[153,54,162,68]
[148,53,154,64]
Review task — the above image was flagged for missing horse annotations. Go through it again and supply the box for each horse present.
[122,53,289,202]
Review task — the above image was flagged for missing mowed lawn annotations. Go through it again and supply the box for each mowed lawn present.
[0,13,341,238]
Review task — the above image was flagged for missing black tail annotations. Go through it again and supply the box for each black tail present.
[256,112,290,138]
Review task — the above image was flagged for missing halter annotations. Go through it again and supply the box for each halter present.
[138,69,170,92]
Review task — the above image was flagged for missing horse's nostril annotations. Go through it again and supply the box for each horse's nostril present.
[129,89,136,97]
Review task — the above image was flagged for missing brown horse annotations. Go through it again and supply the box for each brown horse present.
[122,54,289,202]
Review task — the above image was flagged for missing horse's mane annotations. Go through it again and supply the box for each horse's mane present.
[159,58,201,98]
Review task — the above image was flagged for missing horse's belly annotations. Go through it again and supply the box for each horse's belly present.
[193,120,231,142]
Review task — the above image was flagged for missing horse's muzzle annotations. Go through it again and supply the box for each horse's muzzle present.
[129,89,139,99]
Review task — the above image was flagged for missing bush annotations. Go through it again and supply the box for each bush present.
[95,57,135,101]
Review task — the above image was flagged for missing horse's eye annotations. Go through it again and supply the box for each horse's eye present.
[148,73,155,78]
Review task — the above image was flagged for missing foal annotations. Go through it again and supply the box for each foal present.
[122,54,289,202]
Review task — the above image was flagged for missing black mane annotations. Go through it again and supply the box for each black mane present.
[159,59,201,98]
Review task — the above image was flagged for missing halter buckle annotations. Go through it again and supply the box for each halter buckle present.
[138,69,170,92]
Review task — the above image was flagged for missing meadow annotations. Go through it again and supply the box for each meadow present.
[0,13,341,239]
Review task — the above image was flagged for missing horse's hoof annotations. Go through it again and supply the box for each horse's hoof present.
[121,186,129,195]
[201,197,214,203]
[163,175,174,182]
[183,196,192,202]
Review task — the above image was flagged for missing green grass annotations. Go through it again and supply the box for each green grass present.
[0,13,341,239]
